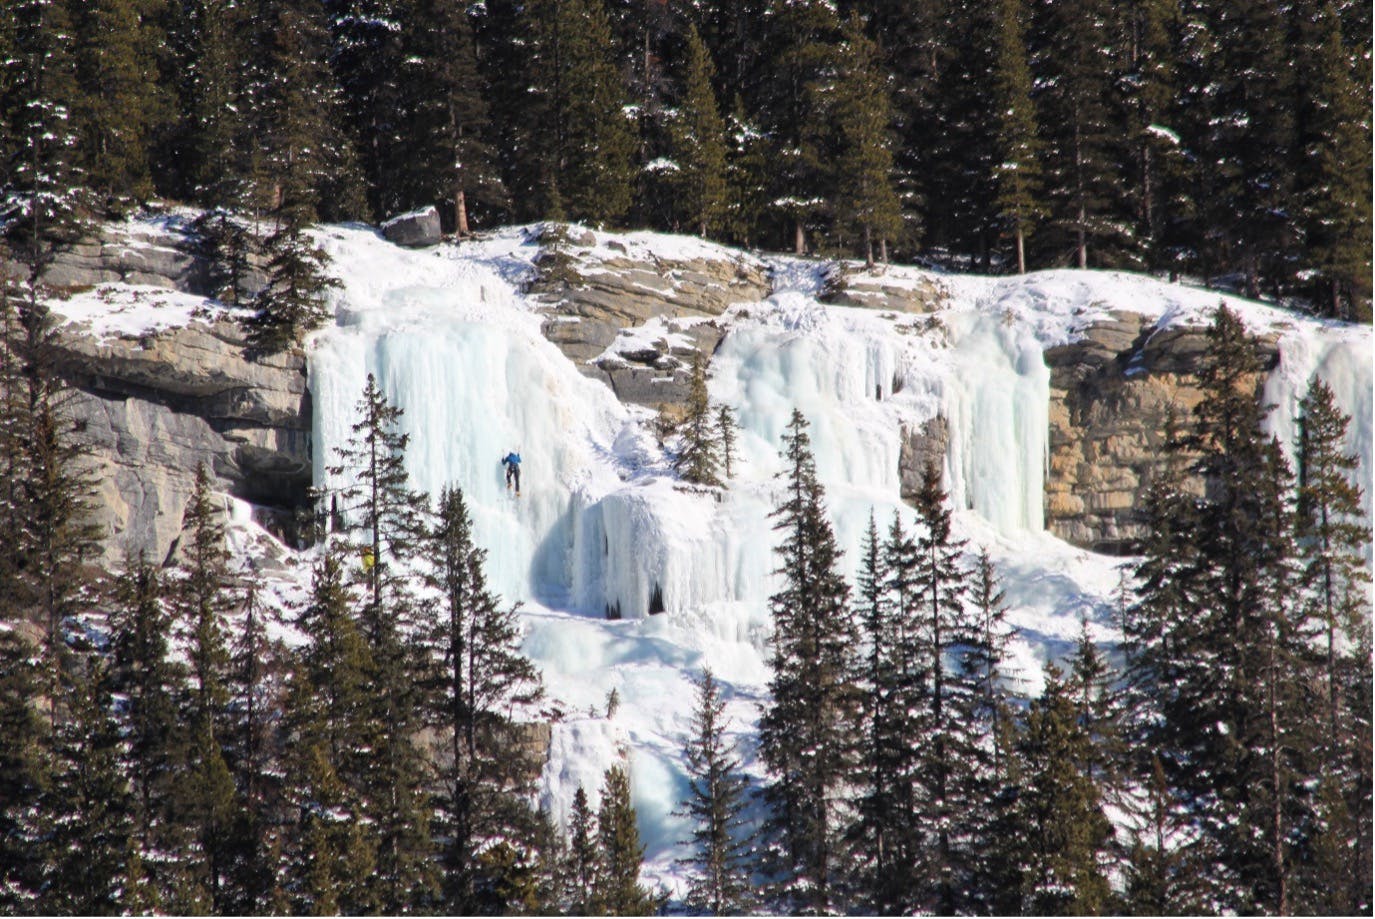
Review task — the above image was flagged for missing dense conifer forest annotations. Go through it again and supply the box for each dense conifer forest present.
[0,0,1370,318]
[0,1,1371,915]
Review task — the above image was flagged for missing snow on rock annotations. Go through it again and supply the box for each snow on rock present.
[60,218,1369,895]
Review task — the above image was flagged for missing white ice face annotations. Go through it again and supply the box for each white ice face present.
[307,225,1372,892]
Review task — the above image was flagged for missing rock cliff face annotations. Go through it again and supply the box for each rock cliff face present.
[56,319,310,564]
[528,226,771,406]
[1043,311,1278,553]
[33,218,1329,565]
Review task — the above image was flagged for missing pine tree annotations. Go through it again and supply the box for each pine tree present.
[565,785,600,913]
[1,0,87,284]
[41,650,136,914]
[1031,0,1127,269]
[1125,305,1308,913]
[675,351,722,487]
[283,549,381,915]
[328,0,407,218]
[721,98,772,249]
[397,0,505,232]
[830,12,902,266]
[596,765,660,915]
[69,0,169,203]
[967,549,1017,781]
[1294,380,1369,766]
[716,405,738,480]
[107,552,191,907]
[678,667,753,914]
[1002,663,1115,915]
[223,576,288,914]
[326,373,436,910]
[990,0,1043,273]
[757,409,857,912]
[1293,1,1373,320]
[172,463,240,912]
[523,0,637,225]
[668,23,728,238]
[0,622,47,912]
[422,484,545,912]
[1066,616,1125,795]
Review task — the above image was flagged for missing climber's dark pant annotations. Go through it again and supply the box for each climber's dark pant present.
[506,465,521,491]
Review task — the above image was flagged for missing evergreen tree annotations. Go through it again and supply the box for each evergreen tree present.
[906,462,985,914]
[1293,1,1373,320]
[675,351,722,487]
[829,12,902,266]
[756,0,841,254]
[223,576,289,914]
[243,208,338,355]
[1030,0,1126,269]
[990,0,1043,273]
[397,0,504,233]
[0,622,47,912]
[716,405,738,481]
[565,785,600,914]
[41,651,136,914]
[326,373,436,910]
[721,99,772,249]
[1294,380,1369,766]
[596,764,660,915]
[677,667,753,914]
[107,552,190,908]
[69,0,169,203]
[523,0,637,225]
[172,463,239,912]
[1002,664,1115,915]
[1126,305,1308,913]
[1066,616,1124,795]
[283,549,381,915]
[422,484,545,912]
[967,548,1016,781]
[757,409,857,912]
[2,0,86,284]
[668,23,728,238]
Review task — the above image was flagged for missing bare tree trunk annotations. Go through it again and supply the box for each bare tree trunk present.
[1016,226,1027,274]
[1077,203,1087,269]
[864,224,874,267]
[454,185,469,237]
[879,237,888,263]
[794,218,805,255]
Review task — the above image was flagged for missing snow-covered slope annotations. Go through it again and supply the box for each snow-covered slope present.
[300,224,1370,893]
[46,219,1371,895]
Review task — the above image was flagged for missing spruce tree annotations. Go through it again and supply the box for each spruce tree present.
[757,409,857,912]
[675,351,722,487]
[668,23,728,238]
[565,785,600,914]
[678,667,753,914]
[1031,0,1126,269]
[990,0,1043,273]
[173,463,239,912]
[829,12,902,266]
[596,764,660,915]
[422,484,545,913]
[1,0,87,284]
[327,373,436,910]
[397,0,504,232]
[328,0,407,218]
[1293,1,1372,318]
[523,0,637,225]
[0,622,47,912]
[283,549,381,915]
[69,0,169,203]
[716,405,738,480]
[108,552,189,907]
[1002,663,1115,915]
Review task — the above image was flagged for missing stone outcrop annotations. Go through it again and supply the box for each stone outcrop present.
[823,263,946,314]
[899,415,950,502]
[5,219,211,294]
[381,206,442,248]
[528,226,771,407]
[54,319,310,564]
[1044,311,1278,553]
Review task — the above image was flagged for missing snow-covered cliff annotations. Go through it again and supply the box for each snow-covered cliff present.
[46,218,1372,892]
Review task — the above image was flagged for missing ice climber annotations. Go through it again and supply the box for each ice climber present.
[502,449,522,495]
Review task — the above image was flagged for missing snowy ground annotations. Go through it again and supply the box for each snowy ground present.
[45,219,1373,898]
